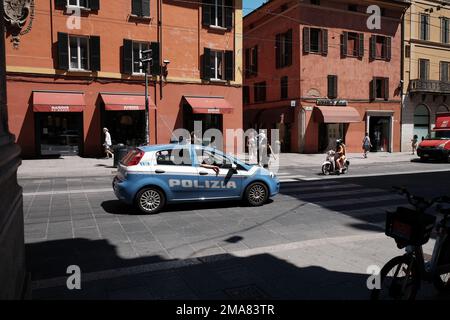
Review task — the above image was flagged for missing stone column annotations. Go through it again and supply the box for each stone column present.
[0,1,27,299]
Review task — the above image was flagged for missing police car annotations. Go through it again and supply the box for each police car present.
[113,144,280,214]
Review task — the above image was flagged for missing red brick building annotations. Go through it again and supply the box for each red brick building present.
[5,0,243,157]
[243,0,410,153]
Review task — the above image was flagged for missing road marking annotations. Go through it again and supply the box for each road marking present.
[31,232,386,290]
[23,188,113,197]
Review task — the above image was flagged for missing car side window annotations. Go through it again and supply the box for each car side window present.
[196,150,233,169]
[156,149,192,166]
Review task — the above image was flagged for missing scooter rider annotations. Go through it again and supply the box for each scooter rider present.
[335,139,347,173]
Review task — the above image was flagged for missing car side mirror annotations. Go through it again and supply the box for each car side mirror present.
[231,163,238,173]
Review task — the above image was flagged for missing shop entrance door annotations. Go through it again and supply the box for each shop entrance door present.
[369,116,391,152]
[36,112,83,156]
[183,104,223,146]
[103,110,146,147]
[319,123,344,153]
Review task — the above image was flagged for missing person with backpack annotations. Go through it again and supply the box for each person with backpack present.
[362,133,372,159]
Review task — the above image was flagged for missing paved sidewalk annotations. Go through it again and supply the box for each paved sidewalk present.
[18,152,419,179]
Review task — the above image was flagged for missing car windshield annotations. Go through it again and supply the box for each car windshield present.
[425,130,450,140]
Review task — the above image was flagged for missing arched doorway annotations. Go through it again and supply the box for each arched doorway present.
[414,104,430,141]
[437,105,449,114]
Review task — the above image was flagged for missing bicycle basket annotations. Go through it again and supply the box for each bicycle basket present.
[385,207,436,246]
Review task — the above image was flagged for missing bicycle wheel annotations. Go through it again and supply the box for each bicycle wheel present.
[371,255,420,300]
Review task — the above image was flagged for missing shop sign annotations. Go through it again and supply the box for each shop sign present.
[124,105,140,111]
[207,109,220,114]
[51,106,70,112]
[316,99,348,107]
[291,100,297,107]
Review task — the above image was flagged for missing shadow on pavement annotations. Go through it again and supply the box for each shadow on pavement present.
[29,237,375,300]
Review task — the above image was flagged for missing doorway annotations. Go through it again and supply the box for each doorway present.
[35,112,83,156]
[318,123,345,152]
[103,110,146,147]
[369,116,391,152]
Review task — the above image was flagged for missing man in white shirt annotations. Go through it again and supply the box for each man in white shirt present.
[103,128,114,159]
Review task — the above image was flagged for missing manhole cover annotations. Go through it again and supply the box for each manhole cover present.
[223,285,271,300]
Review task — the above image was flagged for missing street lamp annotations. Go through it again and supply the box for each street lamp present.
[140,49,152,146]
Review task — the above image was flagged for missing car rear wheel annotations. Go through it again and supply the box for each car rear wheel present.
[136,187,166,214]
[245,182,269,207]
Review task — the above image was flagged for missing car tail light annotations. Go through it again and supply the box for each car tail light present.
[122,149,145,166]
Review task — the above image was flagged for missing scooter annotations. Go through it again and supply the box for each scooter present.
[321,150,350,175]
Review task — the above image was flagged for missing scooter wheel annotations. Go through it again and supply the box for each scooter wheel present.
[322,164,332,175]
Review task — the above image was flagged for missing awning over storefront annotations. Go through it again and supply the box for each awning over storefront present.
[314,106,360,123]
[100,93,155,111]
[435,114,450,130]
[33,91,85,112]
[183,96,233,114]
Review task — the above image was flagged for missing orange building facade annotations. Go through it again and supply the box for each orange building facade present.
[5,0,243,157]
[243,0,410,153]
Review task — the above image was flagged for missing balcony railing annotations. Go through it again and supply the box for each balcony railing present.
[409,79,450,95]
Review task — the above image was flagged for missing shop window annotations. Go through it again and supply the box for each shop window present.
[281,76,289,99]
[57,33,100,71]
[245,46,258,77]
[254,82,266,102]
[440,61,450,82]
[303,27,328,55]
[370,77,389,101]
[276,29,293,68]
[419,59,430,80]
[369,35,391,61]
[202,0,233,30]
[131,0,150,17]
[414,104,430,141]
[420,14,430,41]
[202,48,234,81]
[442,18,450,44]
[341,32,364,58]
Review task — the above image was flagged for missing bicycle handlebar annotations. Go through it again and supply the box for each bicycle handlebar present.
[392,186,449,211]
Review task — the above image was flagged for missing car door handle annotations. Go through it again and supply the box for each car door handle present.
[199,171,209,176]
[155,170,165,174]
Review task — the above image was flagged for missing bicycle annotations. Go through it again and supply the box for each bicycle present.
[370,187,450,300]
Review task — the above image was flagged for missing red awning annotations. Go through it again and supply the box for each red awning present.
[33,92,85,112]
[100,93,155,111]
[435,114,450,129]
[314,106,361,123]
[184,96,233,114]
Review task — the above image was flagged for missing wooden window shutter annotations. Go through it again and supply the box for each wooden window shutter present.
[225,50,234,81]
[321,29,328,55]
[132,0,142,16]
[276,34,281,68]
[245,48,250,77]
[57,32,69,70]
[90,0,100,10]
[202,0,212,26]
[370,35,376,60]
[369,79,376,101]
[341,32,348,57]
[303,27,310,53]
[142,0,150,17]
[286,29,293,66]
[150,42,160,75]
[202,48,211,80]
[225,0,233,30]
[384,78,389,100]
[252,46,258,75]
[90,36,101,71]
[122,39,133,74]
[358,33,364,58]
[327,75,337,99]
[385,37,391,61]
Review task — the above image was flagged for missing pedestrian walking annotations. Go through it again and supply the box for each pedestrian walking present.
[257,131,269,168]
[362,133,372,158]
[247,131,257,164]
[411,134,418,155]
[103,128,114,159]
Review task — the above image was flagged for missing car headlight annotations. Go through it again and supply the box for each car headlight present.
[438,143,447,149]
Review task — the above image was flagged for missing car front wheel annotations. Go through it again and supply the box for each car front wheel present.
[245,182,269,207]
[136,187,166,214]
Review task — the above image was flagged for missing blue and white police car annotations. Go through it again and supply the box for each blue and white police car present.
[113,144,280,214]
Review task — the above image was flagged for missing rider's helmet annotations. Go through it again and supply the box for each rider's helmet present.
[336,139,342,146]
